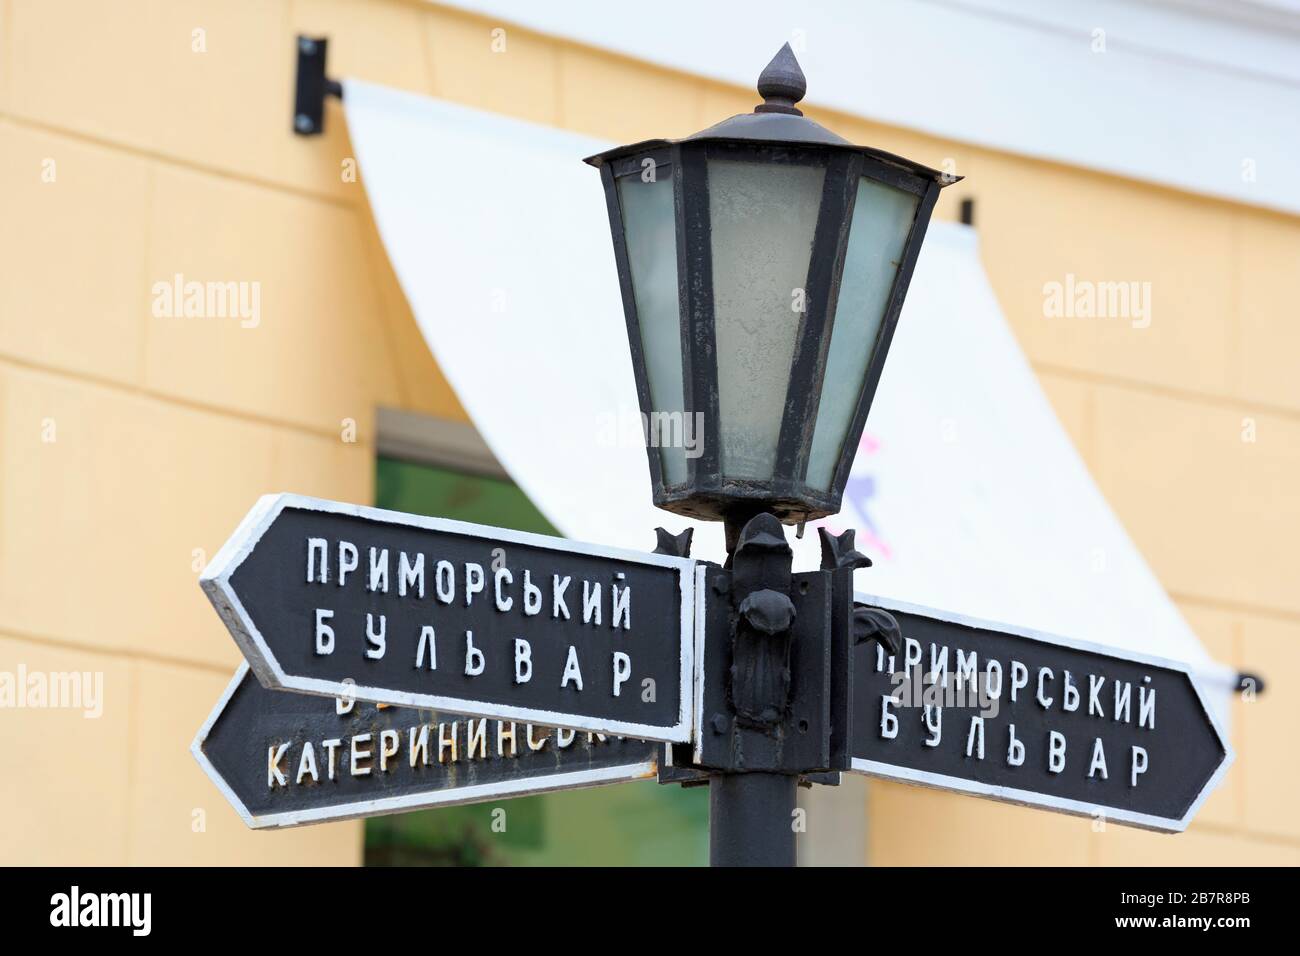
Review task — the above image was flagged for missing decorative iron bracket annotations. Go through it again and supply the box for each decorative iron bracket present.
[676,515,837,776]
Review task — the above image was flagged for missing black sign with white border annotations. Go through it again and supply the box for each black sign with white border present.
[201,494,696,744]
[193,662,659,829]
[849,593,1233,832]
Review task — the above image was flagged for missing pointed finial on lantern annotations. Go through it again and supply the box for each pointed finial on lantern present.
[755,43,807,115]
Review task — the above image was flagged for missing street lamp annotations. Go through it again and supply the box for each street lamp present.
[588,43,956,868]
[587,44,956,544]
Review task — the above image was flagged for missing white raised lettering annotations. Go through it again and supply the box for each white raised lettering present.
[435,560,455,603]
[1048,730,1066,774]
[338,541,358,586]
[415,626,436,670]
[322,738,342,780]
[923,705,941,747]
[966,716,985,759]
[365,612,386,659]
[904,638,922,676]
[561,645,584,690]
[464,631,484,676]
[612,651,631,696]
[314,608,335,655]
[553,574,571,619]
[1063,671,1080,712]
[514,638,532,684]
[497,721,518,757]
[464,563,485,605]
[378,729,400,772]
[1036,667,1054,709]
[880,695,898,739]
[409,724,430,767]
[307,538,328,583]
[1139,679,1157,730]
[368,547,388,593]
[523,570,543,616]
[350,734,372,776]
[985,659,1003,699]
[437,722,458,763]
[955,649,978,693]
[1130,746,1148,787]
[612,583,631,630]
[1010,660,1029,702]
[1089,674,1106,717]
[494,568,513,612]
[1088,737,1108,779]
[398,552,424,598]
[1114,680,1132,723]
[1007,724,1024,767]
[466,719,487,759]
[929,644,949,684]
[583,581,601,625]
[268,742,289,788]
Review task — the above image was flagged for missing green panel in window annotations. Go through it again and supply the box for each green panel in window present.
[366,454,708,867]
[375,457,559,537]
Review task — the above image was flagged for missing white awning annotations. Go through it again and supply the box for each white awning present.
[342,79,1237,721]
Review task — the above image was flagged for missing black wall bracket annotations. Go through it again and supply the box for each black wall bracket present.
[293,35,343,136]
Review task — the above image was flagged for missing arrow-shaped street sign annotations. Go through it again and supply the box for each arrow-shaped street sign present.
[848,594,1233,832]
[201,494,696,744]
[199,494,1234,836]
[193,662,659,829]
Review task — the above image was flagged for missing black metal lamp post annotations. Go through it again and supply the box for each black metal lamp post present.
[587,43,955,550]
[588,44,956,866]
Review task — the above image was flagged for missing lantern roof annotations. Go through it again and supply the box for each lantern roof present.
[584,43,961,186]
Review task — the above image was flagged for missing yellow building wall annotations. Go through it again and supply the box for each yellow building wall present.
[0,0,1294,865]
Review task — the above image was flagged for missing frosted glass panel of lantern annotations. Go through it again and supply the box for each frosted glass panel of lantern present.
[805,177,919,491]
[708,158,825,480]
[618,170,687,486]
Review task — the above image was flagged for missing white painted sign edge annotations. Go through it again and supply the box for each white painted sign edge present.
[848,591,1235,833]
[691,564,708,766]
[191,661,660,830]
[200,492,697,744]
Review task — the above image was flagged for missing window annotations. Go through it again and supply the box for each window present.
[365,447,707,866]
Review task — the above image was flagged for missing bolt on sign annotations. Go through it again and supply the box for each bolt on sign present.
[193,662,659,829]
[848,595,1233,832]
[201,494,696,744]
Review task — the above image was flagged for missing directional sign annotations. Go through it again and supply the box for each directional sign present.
[193,662,659,829]
[202,494,695,743]
[849,594,1232,832]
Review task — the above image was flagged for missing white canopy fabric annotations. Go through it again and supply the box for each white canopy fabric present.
[342,79,1236,721]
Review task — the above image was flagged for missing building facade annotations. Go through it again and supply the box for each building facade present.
[0,0,1295,865]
